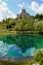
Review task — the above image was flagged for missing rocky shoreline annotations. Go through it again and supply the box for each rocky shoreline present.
[0,56,34,62]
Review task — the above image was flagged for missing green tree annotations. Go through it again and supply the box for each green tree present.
[34,50,43,65]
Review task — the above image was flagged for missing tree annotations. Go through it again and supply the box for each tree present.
[34,50,43,65]
[35,14,43,20]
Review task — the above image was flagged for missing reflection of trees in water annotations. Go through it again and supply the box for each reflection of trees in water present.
[0,34,43,52]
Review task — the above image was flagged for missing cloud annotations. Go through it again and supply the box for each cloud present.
[30,1,43,14]
[0,0,2,2]
[17,2,25,8]
[0,0,16,21]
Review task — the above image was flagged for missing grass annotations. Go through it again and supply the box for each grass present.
[0,60,33,65]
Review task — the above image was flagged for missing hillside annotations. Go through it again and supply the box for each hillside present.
[0,9,43,33]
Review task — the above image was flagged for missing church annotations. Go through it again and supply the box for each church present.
[17,9,31,18]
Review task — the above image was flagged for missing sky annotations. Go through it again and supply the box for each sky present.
[0,0,43,21]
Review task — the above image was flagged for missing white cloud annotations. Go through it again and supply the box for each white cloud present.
[17,2,25,8]
[2,1,7,6]
[0,0,2,2]
[30,1,43,14]
[0,0,16,21]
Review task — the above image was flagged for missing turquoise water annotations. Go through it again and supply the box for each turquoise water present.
[0,34,43,58]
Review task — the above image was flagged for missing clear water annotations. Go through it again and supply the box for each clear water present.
[0,34,43,58]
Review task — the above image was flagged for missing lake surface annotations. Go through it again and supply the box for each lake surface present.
[0,34,43,58]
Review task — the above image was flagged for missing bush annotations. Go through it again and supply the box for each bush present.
[34,50,43,65]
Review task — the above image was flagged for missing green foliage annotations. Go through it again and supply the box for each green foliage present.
[34,20,43,33]
[0,61,32,65]
[35,14,43,20]
[0,14,43,33]
[15,18,33,31]
[34,50,43,65]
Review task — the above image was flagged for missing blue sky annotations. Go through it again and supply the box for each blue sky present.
[0,0,43,21]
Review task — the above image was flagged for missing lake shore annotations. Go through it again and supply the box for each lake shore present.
[0,30,42,35]
[0,56,33,65]
[0,56,34,62]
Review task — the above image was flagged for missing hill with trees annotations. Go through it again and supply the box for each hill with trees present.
[0,9,43,34]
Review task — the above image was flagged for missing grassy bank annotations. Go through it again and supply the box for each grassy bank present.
[0,49,42,65]
[0,60,33,65]
[0,56,33,65]
[0,31,16,35]
[0,30,42,35]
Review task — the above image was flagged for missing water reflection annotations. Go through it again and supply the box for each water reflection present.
[0,41,22,58]
[23,47,36,57]
[0,34,43,57]
[0,41,37,57]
